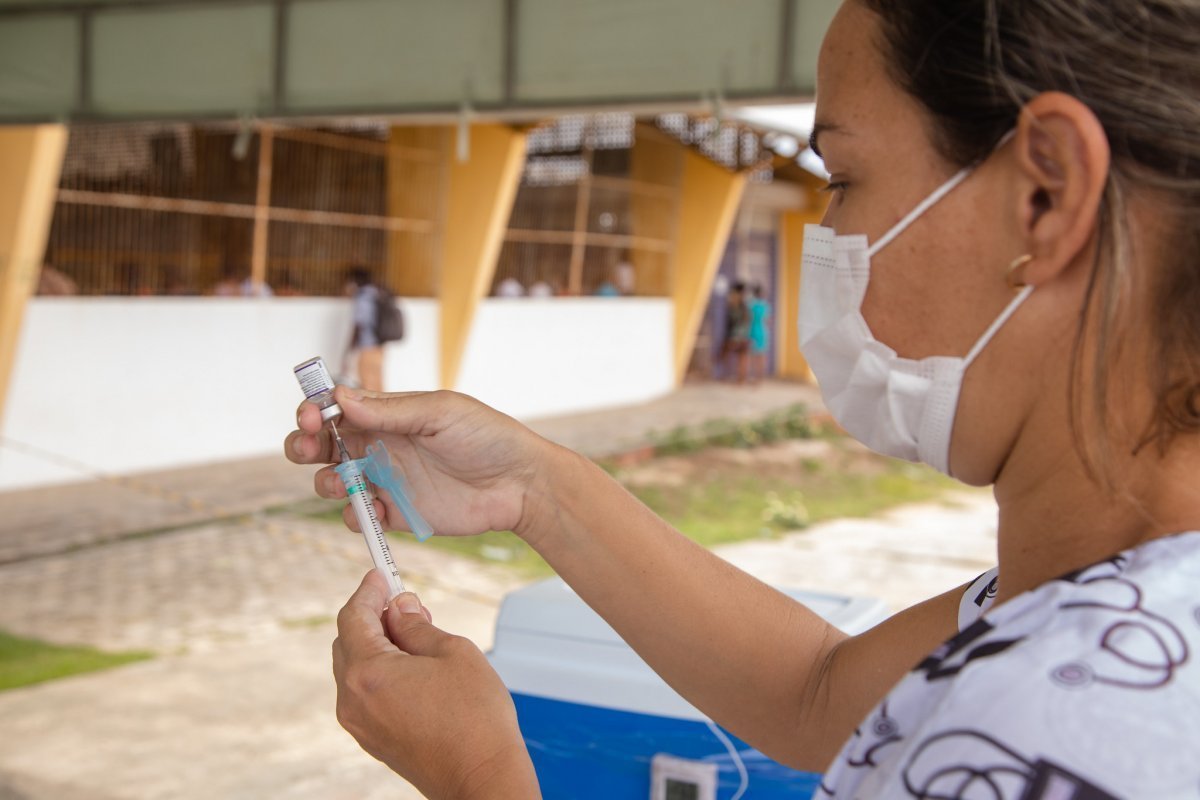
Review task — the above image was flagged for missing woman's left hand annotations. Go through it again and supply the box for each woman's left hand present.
[333,571,540,799]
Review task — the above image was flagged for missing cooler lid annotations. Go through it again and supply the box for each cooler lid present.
[494,577,888,647]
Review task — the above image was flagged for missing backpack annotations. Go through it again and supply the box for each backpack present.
[374,287,405,343]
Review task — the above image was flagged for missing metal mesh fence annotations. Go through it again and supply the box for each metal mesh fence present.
[44,121,438,297]
[494,113,680,297]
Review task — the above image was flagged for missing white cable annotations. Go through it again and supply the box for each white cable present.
[705,719,749,800]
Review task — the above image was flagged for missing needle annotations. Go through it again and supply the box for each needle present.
[329,418,351,463]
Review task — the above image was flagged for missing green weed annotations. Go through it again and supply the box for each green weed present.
[0,631,151,692]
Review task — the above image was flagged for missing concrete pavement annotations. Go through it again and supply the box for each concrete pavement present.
[0,380,824,566]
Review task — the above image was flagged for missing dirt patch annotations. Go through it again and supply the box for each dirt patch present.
[619,437,895,489]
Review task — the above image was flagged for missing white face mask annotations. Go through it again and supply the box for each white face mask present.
[799,155,1033,477]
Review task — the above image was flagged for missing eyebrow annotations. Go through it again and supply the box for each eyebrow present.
[808,121,843,158]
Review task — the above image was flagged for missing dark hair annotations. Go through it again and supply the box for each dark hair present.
[860,0,1200,472]
[346,266,372,287]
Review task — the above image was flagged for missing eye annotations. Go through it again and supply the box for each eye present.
[821,181,848,195]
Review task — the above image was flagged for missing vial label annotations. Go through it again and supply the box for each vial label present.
[294,357,335,400]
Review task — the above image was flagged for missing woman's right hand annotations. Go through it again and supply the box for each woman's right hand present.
[284,387,555,539]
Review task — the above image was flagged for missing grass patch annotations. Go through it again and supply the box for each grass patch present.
[415,530,552,578]
[281,615,334,629]
[0,631,152,692]
[623,441,964,549]
[651,403,827,455]
[288,414,969,571]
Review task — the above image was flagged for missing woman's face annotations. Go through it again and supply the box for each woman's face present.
[815,1,1026,360]
[813,0,1044,482]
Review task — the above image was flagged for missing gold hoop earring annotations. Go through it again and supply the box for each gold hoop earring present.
[1007,254,1034,289]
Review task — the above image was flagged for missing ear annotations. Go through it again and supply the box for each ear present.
[1011,92,1111,286]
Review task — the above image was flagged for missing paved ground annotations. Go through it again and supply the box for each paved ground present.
[0,380,999,800]
[0,380,823,566]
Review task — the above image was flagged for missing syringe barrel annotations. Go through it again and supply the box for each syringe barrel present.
[341,458,405,600]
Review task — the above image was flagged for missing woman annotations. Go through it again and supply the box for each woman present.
[748,283,771,384]
[286,1,1200,796]
[722,281,752,382]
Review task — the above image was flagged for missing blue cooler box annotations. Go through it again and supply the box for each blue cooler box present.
[488,578,889,800]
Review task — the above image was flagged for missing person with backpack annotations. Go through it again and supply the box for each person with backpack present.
[345,265,403,392]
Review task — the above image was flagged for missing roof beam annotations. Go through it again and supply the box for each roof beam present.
[0,0,838,124]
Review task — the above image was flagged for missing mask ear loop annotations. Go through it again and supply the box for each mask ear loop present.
[867,169,972,257]
[963,285,1035,367]
[961,250,1035,365]
[868,130,1019,259]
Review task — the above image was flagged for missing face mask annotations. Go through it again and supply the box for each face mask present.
[799,151,1033,477]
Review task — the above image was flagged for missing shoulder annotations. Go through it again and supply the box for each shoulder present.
[822,534,1200,800]
[937,534,1200,693]
[903,534,1200,796]
[957,568,999,629]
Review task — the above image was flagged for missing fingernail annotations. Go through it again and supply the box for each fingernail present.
[292,436,307,457]
[341,387,362,402]
[392,592,422,615]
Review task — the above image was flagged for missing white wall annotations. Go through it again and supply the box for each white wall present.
[0,297,439,491]
[457,298,675,420]
[0,296,675,490]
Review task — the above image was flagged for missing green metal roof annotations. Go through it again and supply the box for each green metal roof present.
[0,0,837,123]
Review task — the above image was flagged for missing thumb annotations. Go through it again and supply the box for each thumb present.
[335,387,452,437]
[384,592,446,656]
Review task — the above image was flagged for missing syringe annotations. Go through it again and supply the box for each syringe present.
[333,427,406,600]
[294,357,406,600]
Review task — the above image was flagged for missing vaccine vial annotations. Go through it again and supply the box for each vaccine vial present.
[293,357,342,423]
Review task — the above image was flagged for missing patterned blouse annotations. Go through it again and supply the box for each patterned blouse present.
[815,531,1200,799]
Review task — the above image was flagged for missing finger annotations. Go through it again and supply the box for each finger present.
[372,493,407,533]
[341,502,360,533]
[335,387,458,438]
[383,593,449,656]
[295,400,326,434]
[314,465,348,500]
[332,636,345,682]
[323,471,405,532]
[335,571,397,663]
[285,426,375,466]
[342,496,401,534]
[285,426,340,465]
[285,429,326,465]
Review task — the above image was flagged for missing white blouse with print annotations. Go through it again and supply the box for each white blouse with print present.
[814,531,1200,799]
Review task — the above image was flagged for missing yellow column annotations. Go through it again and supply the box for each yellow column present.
[386,125,448,298]
[777,209,824,382]
[439,124,526,389]
[0,125,68,426]
[670,150,746,384]
[629,123,684,297]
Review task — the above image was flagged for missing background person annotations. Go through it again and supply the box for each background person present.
[721,281,751,382]
[287,0,1200,796]
[36,264,77,296]
[747,283,771,384]
[345,266,383,392]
